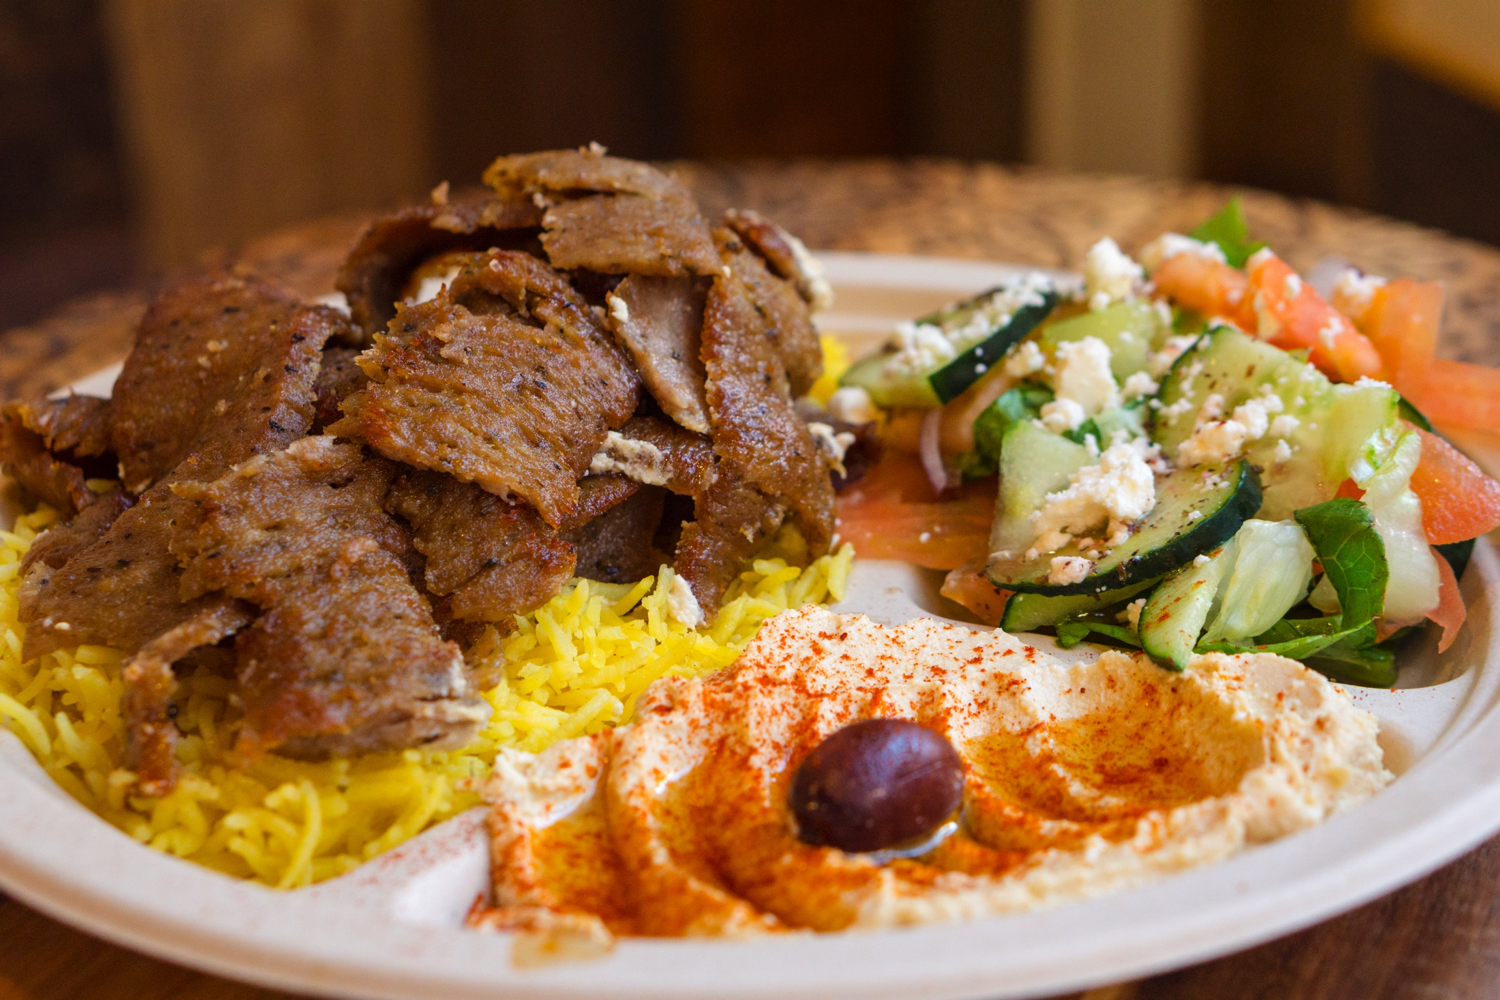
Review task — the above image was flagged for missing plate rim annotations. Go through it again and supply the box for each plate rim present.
[0,248,1496,1000]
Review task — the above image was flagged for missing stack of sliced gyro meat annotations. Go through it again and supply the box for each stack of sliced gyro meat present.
[0,147,869,794]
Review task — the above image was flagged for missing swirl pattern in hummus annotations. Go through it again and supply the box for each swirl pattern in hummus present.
[472,606,1389,946]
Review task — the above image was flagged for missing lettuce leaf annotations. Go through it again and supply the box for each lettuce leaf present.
[1190,197,1266,269]
[1307,643,1397,688]
[1294,497,1387,648]
[974,385,1052,463]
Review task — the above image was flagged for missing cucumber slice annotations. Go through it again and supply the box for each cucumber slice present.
[840,281,1059,408]
[1091,401,1148,443]
[1039,299,1164,381]
[1199,519,1315,644]
[986,458,1262,596]
[989,420,1092,557]
[1139,543,1234,670]
[1000,578,1156,633]
[1151,325,1399,518]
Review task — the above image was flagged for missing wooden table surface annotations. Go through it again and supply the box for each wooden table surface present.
[1,160,1498,1000]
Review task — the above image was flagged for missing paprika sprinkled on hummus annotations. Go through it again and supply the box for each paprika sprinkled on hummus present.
[471,606,1389,950]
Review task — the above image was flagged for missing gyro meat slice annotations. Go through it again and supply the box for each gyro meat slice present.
[604,275,710,434]
[701,262,835,554]
[20,468,240,661]
[483,147,720,277]
[387,469,578,625]
[122,601,255,796]
[600,417,785,614]
[331,250,640,528]
[109,271,348,493]
[336,188,543,341]
[718,229,823,399]
[11,393,113,459]
[19,487,132,575]
[541,195,722,277]
[723,207,835,312]
[172,436,485,760]
[563,485,667,586]
[311,346,368,430]
[0,405,98,517]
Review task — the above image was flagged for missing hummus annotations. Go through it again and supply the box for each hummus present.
[471,606,1389,946]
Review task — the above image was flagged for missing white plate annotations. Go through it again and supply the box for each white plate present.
[0,251,1497,1000]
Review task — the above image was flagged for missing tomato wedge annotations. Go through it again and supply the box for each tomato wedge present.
[1410,358,1500,432]
[836,454,994,570]
[1429,545,1466,653]
[1238,253,1383,383]
[1151,252,1248,318]
[940,561,1012,626]
[1411,429,1500,544]
[1360,278,1442,398]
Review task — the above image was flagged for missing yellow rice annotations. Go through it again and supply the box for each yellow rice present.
[0,505,852,888]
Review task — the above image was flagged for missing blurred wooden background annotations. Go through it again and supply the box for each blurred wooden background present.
[6,0,1500,332]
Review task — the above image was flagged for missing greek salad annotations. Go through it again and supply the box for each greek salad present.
[832,201,1500,686]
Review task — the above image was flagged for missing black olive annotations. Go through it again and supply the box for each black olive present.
[789,718,965,853]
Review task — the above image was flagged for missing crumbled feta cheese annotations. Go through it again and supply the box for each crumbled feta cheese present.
[1121,598,1147,629]
[807,421,857,477]
[1251,290,1281,341]
[1187,509,1204,521]
[1180,420,1250,466]
[1269,414,1300,437]
[1284,273,1304,299]
[1082,237,1144,311]
[882,274,1053,378]
[1139,233,1227,272]
[1353,376,1393,390]
[667,572,704,628]
[1039,398,1087,433]
[1121,371,1159,401]
[1193,553,1212,567]
[885,321,957,377]
[1256,384,1285,412]
[1083,433,1100,458]
[1030,443,1157,554]
[781,229,835,312]
[1148,334,1201,378]
[1272,439,1293,463]
[1318,316,1342,352]
[827,386,878,425]
[606,291,630,325]
[1178,393,1273,466]
[1048,556,1094,586]
[588,431,671,485]
[1246,247,1275,270]
[1053,337,1121,414]
[1230,398,1271,439]
[1156,397,1196,425]
[313,291,351,316]
[1003,339,1047,378]
[408,266,461,305]
[1331,268,1386,319]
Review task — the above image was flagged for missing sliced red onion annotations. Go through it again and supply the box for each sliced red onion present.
[920,408,947,496]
